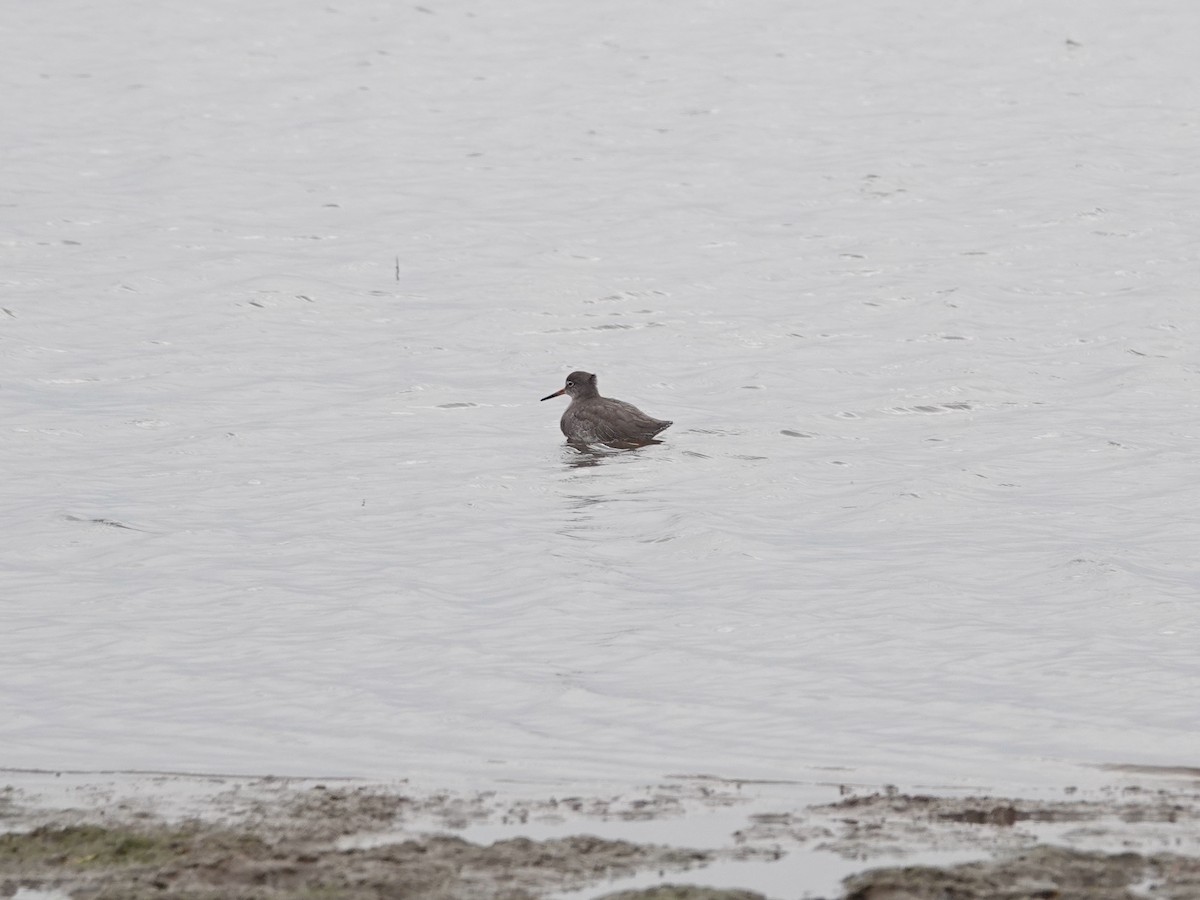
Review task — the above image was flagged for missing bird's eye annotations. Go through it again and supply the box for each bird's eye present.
[566,380,574,386]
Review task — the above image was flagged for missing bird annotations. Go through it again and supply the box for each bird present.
[541,371,672,447]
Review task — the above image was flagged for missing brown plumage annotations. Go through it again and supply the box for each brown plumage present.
[540,371,672,447]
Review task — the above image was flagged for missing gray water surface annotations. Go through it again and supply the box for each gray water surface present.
[3,0,1198,791]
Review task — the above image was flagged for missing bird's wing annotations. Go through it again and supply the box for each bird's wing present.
[573,401,666,444]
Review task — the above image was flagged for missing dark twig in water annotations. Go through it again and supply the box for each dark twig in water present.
[63,515,149,532]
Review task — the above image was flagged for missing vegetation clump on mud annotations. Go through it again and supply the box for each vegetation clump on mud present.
[0,820,711,900]
[843,844,1200,900]
[0,822,266,869]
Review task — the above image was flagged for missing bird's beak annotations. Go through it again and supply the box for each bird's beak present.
[540,388,566,401]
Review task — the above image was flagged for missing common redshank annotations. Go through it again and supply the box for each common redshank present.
[541,371,672,447]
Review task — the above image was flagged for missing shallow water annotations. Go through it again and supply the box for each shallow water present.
[3,0,1199,792]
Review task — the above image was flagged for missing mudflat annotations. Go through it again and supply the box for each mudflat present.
[2,769,1198,899]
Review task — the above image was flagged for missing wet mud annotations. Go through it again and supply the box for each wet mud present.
[2,774,1198,899]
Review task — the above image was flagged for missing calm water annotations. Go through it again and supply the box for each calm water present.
[4,0,1198,792]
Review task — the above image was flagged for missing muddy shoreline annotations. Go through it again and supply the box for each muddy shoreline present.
[2,769,1198,899]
